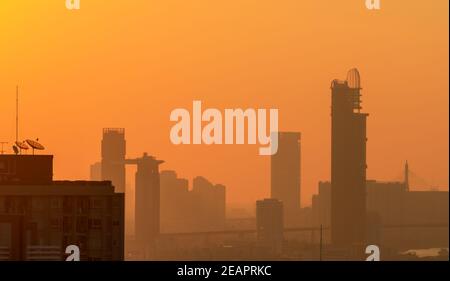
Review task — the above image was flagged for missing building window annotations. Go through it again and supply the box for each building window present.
[104,236,112,249]
[50,198,61,209]
[50,218,61,229]
[105,217,112,232]
[111,198,120,208]
[77,235,87,250]
[90,199,103,209]
[76,217,88,233]
[63,217,73,232]
[77,197,89,214]
[63,197,73,213]
[88,218,102,230]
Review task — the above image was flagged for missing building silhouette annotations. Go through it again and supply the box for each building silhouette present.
[159,171,226,233]
[160,170,191,232]
[0,154,124,260]
[271,132,301,227]
[127,153,163,259]
[312,162,449,251]
[256,198,283,254]
[89,162,101,181]
[192,176,226,231]
[330,69,368,248]
[101,128,126,193]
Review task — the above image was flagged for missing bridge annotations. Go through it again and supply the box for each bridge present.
[160,223,448,238]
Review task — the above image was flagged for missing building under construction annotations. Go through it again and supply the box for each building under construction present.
[330,69,368,249]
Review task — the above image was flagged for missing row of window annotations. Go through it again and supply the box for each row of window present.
[49,217,121,232]
[0,196,122,214]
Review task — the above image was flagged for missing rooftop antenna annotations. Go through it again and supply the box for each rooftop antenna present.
[16,85,19,143]
[13,85,29,154]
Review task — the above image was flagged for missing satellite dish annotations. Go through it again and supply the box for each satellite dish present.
[12,145,19,155]
[26,139,45,150]
[15,141,29,150]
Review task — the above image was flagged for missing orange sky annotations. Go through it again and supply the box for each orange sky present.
[0,0,448,208]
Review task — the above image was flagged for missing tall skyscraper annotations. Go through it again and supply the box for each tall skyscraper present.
[101,128,126,193]
[256,198,283,254]
[270,132,301,227]
[330,68,368,248]
[127,153,163,259]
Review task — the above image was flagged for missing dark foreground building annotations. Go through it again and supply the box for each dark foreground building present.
[0,154,124,261]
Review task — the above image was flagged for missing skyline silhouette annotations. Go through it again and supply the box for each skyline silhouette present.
[0,67,448,260]
[0,0,448,262]
[0,1,447,208]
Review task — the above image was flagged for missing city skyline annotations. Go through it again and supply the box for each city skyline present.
[1,66,447,259]
[0,0,448,208]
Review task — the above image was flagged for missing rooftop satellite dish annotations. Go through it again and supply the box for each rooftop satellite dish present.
[15,141,29,150]
[26,139,45,154]
[12,145,19,155]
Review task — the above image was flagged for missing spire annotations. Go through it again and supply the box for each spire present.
[16,85,19,143]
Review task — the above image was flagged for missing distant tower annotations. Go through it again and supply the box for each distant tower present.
[271,132,301,227]
[330,69,368,249]
[101,128,126,193]
[256,198,284,254]
[89,162,102,181]
[192,176,226,231]
[404,160,409,191]
[126,153,164,259]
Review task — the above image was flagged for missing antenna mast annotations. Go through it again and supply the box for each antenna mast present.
[16,85,19,143]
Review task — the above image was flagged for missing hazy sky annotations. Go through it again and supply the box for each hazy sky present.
[0,0,448,207]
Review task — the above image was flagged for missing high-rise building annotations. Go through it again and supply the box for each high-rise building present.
[89,162,101,181]
[159,172,226,233]
[101,128,126,193]
[270,132,301,227]
[330,68,368,248]
[192,176,226,231]
[160,170,191,232]
[256,198,283,254]
[0,154,124,261]
[127,153,163,259]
